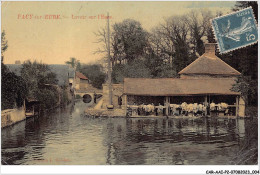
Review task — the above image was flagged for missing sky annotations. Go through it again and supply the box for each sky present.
[1,1,236,65]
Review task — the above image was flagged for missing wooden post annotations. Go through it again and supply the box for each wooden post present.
[165,96,169,116]
[107,12,112,107]
[235,96,239,117]
[204,96,207,115]
[122,94,127,116]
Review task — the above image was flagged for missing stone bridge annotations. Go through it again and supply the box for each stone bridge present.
[75,90,103,101]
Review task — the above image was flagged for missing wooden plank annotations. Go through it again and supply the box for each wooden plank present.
[235,96,239,117]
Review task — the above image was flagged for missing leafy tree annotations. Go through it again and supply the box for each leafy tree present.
[231,75,257,106]
[36,89,59,110]
[21,60,59,109]
[233,1,258,20]
[1,30,8,62]
[80,64,106,89]
[112,60,151,83]
[112,19,149,64]
[152,15,191,73]
[1,63,27,110]
[228,1,258,106]
[65,57,81,71]
[186,10,213,57]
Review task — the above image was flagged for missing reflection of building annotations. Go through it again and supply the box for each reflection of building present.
[69,68,76,95]
[75,72,89,90]
[104,43,245,117]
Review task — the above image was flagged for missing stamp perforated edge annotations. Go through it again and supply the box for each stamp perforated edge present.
[211,6,258,54]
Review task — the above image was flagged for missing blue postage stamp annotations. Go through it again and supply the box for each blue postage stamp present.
[212,7,258,53]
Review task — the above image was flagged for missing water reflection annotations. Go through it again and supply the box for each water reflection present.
[1,101,258,165]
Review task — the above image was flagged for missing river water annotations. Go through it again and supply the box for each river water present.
[1,101,258,165]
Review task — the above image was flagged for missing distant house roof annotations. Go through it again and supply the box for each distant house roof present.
[6,64,22,76]
[76,72,88,80]
[179,44,241,76]
[124,78,240,96]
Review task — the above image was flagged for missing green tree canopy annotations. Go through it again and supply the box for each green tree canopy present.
[112,19,149,63]
[21,60,59,109]
[80,64,106,89]
[1,30,8,62]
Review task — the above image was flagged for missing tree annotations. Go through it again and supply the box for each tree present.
[65,57,81,71]
[112,19,149,64]
[1,63,27,110]
[233,1,258,20]
[1,30,8,62]
[227,1,258,106]
[80,64,106,89]
[21,61,59,109]
[112,60,151,83]
[186,10,213,57]
[161,15,191,73]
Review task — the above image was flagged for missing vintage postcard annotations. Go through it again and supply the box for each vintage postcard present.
[1,1,258,174]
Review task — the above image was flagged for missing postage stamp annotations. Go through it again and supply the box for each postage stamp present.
[212,7,258,53]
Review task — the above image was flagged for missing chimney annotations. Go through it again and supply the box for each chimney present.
[205,43,216,55]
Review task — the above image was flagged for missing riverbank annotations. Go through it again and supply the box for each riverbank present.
[84,100,253,119]
[1,108,26,128]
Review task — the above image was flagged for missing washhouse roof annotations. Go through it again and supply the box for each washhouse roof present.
[178,54,241,76]
[123,78,240,96]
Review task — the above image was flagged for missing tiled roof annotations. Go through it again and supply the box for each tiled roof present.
[124,78,240,96]
[178,53,241,75]
[76,72,88,80]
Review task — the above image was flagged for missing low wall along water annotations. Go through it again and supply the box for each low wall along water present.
[1,108,26,128]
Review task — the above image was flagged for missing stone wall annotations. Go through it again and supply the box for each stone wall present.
[102,84,126,109]
[1,108,26,128]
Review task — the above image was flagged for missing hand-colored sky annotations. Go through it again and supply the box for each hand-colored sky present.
[2,1,235,65]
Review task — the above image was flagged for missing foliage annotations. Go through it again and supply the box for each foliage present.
[112,19,149,64]
[20,60,59,110]
[94,5,257,106]
[112,60,152,83]
[233,1,258,20]
[65,57,81,71]
[60,88,69,106]
[36,89,59,110]
[1,63,27,110]
[80,64,106,89]
[227,1,258,106]
[185,10,213,57]
[231,75,257,105]
[156,64,178,78]
[75,94,82,99]
[1,30,8,57]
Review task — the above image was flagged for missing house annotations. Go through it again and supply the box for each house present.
[103,43,245,117]
[75,72,89,90]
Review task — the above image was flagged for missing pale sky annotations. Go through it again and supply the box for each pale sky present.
[1,1,235,65]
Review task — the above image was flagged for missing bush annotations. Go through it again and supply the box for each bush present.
[61,88,69,106]
[112,60,151,83]
[36,89,59,110]
[75,94,81,99]
[80,64,106,89]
